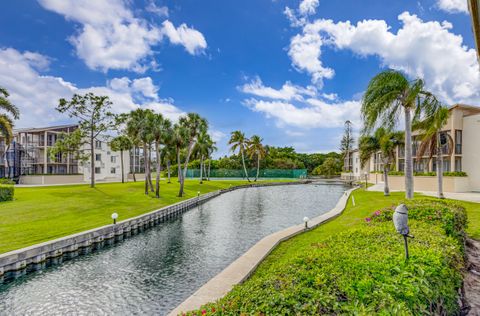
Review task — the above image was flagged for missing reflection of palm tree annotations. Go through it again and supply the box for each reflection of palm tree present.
[414,104,451,199]
[359,128,404,196]
[362,70,438,199]
[247,135,266,182]
[229,130,250,182]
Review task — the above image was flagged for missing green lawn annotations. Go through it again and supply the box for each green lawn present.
[0,179,288,254]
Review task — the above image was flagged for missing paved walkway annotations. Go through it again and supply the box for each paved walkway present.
[368,183,480,203]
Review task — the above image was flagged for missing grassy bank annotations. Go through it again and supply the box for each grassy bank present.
[187,189,473,315]
[0,179,289,254]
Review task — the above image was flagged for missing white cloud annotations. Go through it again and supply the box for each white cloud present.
[161,20,207,55]
[239,76,317,101]
[244,98,360,129]
[299,0,319,16]
[289,12,480,104]
[209,129,226,142]
[146,1,169,17]
[0,48,184,127]
[436,0,469,13]
[284,0,319,26]
[37,0,206,72]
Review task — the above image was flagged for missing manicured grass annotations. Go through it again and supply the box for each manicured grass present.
[188,189,474,315]
[0,179,290,254]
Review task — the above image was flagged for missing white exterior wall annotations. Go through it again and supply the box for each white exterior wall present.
[80,138,130,183]
[462,113,480,192]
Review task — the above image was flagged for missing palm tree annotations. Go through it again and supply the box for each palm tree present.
[172,123,188,197]
[194,131,215,184]
[229,130,250,181]
[126,108,154,195]
[359,128,404,196]
[362,70,438,199]
[150,113,172,198]
[109,135,132,183]
[0,87,20,144]
[206,140,217,181]
[247,135,266,181]
[413,104,451,199]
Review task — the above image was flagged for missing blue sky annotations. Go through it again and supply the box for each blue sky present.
[0,0,477,157]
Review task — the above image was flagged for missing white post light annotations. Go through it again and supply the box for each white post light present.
[303,216,310,229]
[111,212,118,225]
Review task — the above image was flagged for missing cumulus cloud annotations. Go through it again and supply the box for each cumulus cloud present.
[146,1,169,17]
[284,0,320,26]
[0,48,184,128]
[239,76,317,101]
[436,0,469,13]
[37,0,206,72]
[299,0,320,16]
[244,98,360,129]
[289,12,480,104]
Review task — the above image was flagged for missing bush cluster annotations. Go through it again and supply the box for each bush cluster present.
[0,184,14,202]
[386,171,468,177]
[186,200,466,315]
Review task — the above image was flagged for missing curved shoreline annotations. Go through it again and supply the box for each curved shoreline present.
[0,181,311,283]
[169,186,357,316]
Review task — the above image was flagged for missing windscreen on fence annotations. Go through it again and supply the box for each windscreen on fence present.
[185,169,307,179]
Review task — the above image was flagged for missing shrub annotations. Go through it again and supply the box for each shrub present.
[388,171,404,176]
[0,178,14,185]
[188,200,466,315]
[0,184,14,202]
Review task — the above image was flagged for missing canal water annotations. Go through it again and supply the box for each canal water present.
[0,183,347,315]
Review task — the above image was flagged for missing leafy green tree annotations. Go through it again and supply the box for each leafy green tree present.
[362,70,437,199]
[56,93,116,188]
[109,135,132,184]
[312,157,341,177]
[0,87,20,145]
[229,130,250,181]
[247,135,266,181]
[359,128,404,196]
[413,103,451,199]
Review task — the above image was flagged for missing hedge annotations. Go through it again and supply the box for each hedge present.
[186,199,466,315]
[0,184,14,202]
[386,171,468,177]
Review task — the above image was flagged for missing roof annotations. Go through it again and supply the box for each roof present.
[449,104,480,116]
[13,124,78,134]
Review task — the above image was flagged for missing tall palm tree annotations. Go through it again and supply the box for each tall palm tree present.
[172,123,188,197]
[126,108,154,195]
[413,104,451,199]
[362,70,438,199]
[0,87,19,145]
[206,140,217,181]
[194,130,213,184]
[178,113,208,194]
[359,128,404,196]
[150,113,172,198]
[229,130,250,181]
[247,135,266,181]
[109,135,132,183]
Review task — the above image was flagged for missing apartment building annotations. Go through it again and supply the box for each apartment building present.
[343,104,480,192]
[1,124,130,184]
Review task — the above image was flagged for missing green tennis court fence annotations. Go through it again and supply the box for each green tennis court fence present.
[185,169,307,179]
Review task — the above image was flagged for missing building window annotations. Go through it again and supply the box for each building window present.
[455,158,462,172]
[443,158,451,172]
[95,154,101,161]
[110,167,116,174]
[111,156,116,163]
[95,167,101,174]
[95,140,102,149]
[455,130,462,154]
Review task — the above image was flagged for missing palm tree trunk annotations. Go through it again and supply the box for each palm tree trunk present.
[241,149,250,182]
[255,154,260,181]
[177,146,184,197]
[167,159,171,183]
[383,165,390,196]
[148,145,154,192]
[143,143,149,195]
[199,154,204,184]
[207,158,211,180]
[404,107,414,199]
[120,149,124,183]
[436,132,444,199]
[182,141,195,181]
[132,146,137,182]
[90,131,95,188]
[155,140,161,198]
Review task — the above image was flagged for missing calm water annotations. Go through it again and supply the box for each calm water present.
[0,184,347,315]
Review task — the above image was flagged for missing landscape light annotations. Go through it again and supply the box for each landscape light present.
[303,216,309,229]
[393,204,414,260]
[111,212,118,225]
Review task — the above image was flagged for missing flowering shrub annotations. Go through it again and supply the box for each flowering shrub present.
[185,199,466,315]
